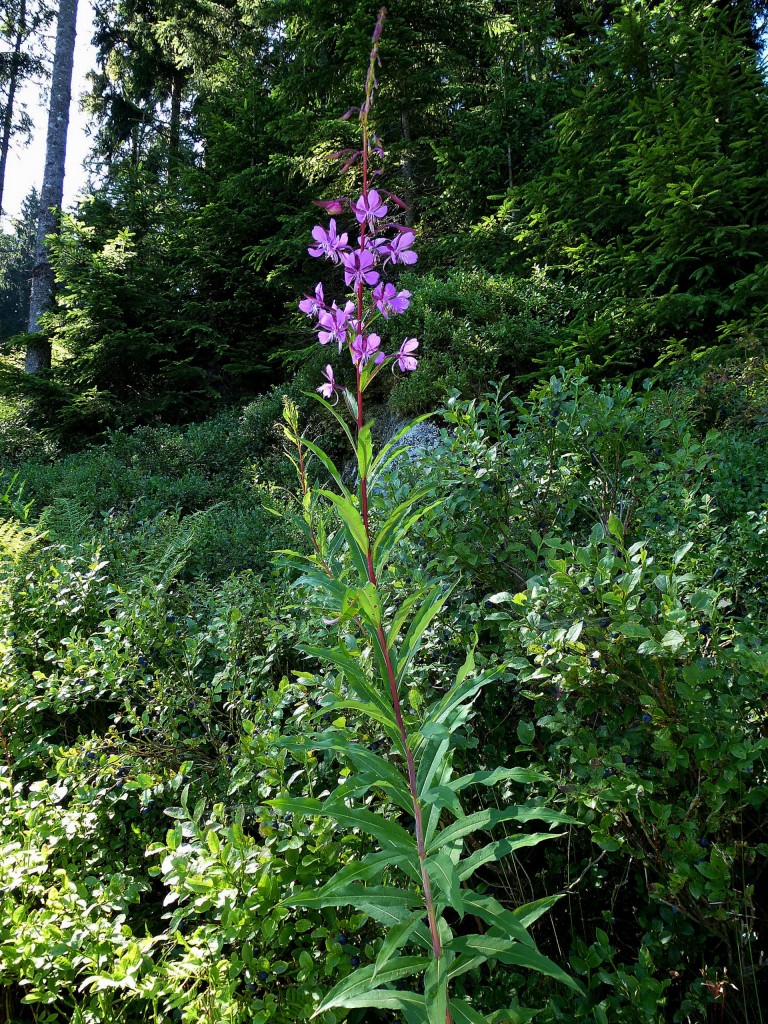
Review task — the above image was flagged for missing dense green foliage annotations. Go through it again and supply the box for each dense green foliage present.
[1,2,768,1020]
[3,0,768,432]
[1,359,766,1022]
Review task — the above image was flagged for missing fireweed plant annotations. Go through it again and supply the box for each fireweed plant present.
[272,10,581,1022]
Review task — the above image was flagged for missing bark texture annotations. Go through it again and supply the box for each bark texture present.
[26,0,78,373]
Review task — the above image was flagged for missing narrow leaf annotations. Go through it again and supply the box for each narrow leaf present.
[428,805,576,854]
[458,834,565,882]
[315,958,429,1016]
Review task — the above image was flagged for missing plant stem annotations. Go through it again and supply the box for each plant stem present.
[355,23,449,1014]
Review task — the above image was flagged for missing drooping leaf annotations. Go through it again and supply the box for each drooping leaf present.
[289,885,422,926]
[300,438,351,498]
[315,957,430,1015]
[428,805,576,854]
[268,797,415,851]
[447,934,583,994]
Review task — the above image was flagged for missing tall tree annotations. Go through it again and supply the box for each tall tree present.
[0,187,38,339]
[0,0,53,216]
[25,0,78,372]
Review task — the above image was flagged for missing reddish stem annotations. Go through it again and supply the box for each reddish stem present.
[356,25,448,1010]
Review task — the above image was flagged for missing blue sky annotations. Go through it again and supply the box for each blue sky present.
[2,0,95,228]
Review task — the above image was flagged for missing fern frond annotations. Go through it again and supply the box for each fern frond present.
[38,498,92,549]
[0,516,40,564]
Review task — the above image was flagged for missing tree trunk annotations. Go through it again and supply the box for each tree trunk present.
[25,0,78,373]
[0,0,27,218]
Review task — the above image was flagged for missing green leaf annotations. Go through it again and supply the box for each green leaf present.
[373,493,443,574]
[516,721,535,745]
[368,413,435,484]
[512,894,565,929]
[425,955,450,1024]
[396,585,452,687]
[607,512,624,541]
[428,805,576,854]
[318,489,369,557]
[357,422,374,480]
[458,834,565,882]
[268,797,415,851]
[288,885,422,926]
[314,958,429,1016]
[459,892,537,948]
[426,851,464,915]
[673,541,694,565]
[449,999,494,1024]
[299,645,395,725]
[300,438,351,498]
[308,391,356,453]
[447,934,583,994]
[448,767,549,792]
[306,737,413,814]
[373,913,433,973]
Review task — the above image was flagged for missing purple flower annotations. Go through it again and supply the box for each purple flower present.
[299,282,325,317]
[394,338,419,372]
[317,301,354,350]
[351,332,381,367]
[308,219,350,262]
[372,282,411,319]
[352,189,388,224]
[317,364,336,400]
[385,230,418,266]
[341,248,380,288]
[362,234,388,258]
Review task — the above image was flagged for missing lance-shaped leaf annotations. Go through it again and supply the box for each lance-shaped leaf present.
[425,850,464,916]
[303,737,414,814]
[428,805,577,854]
[314,957,430,1016]
[396,585,451,686]
[373,913,433,974]
[373,494,443,574]
[300,438,351,498]
[458,834,565,882]
[447,934,583,994]
[450,1000,538,1024]
[459,892,538,949]
[308,391,356,454]
[448,999,490,1024]
[447,766,550,792]
[424,653,501,733]
[415,725,452,797]
[289,885,422,926]
[357,421,374,479]
[304,850,395,891]
[512,894,565,930]
[311,698,404,749]
[269,796,415,851]
[425,955,450,1024]
[319,488,369,558]
[300,645,394,725]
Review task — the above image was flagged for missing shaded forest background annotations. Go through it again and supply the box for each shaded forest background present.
[1,0,768,438]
